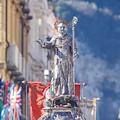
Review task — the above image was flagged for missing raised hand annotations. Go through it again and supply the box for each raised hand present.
[73,51,79,61]
[36,39,45,45]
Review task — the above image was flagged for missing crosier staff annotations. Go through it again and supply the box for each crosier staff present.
[72,16,78,92]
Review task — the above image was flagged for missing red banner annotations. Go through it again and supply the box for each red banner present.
[74,83,81,102]
[29,82,50,120]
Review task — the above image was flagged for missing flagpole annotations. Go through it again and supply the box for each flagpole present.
[72,16,78,94]
[22,80,28,120]
[26,83,27,120]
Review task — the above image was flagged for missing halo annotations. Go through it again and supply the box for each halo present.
[54,19,70,29]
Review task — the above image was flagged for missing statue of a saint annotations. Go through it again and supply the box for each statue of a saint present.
[37,19,78,96]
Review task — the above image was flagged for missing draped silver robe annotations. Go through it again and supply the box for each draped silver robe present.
[43,33,76,96]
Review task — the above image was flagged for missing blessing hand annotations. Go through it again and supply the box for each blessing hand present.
[36,39,45,45]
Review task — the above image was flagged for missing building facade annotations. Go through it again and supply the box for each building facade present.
[27,0,56,83]
[0,0,56,119]
[0,0,32,80]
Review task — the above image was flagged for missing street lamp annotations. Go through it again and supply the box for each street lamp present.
[81,82,87,101]
[44,69,50,83]
[81,82,87,86]
[118,108,120,119]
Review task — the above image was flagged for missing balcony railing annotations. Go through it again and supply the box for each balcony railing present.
[7,43,27,80]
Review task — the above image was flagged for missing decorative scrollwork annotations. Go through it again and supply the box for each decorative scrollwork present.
[72,16,78,25]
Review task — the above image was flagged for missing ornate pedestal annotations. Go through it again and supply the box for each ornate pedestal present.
[40,107,80,120]
[39,94,81,120]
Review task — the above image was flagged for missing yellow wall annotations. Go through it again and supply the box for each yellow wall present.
[0,0,30,118]
[7,0,29,60]
[0,0,7,76]
[0,0,29,76]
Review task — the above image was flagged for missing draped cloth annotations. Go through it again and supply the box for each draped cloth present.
[28,82,50,120]
[54,55,74,96]
[44,33,76,96]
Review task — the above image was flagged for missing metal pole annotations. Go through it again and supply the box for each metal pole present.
[118,108,120,119]
[26,84,27,120]
[72,18,75,93]
[93,98,96,120]
[72,16,78,93]
[82,85,83,100]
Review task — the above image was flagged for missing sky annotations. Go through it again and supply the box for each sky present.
[55,0,120,120]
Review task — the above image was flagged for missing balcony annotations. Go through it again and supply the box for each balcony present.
[7,43,27,80]
[7,44,19,71]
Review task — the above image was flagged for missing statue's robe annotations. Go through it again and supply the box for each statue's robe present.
[44,33,76,96]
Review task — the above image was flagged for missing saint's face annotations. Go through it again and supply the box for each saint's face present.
[57,23,67,34]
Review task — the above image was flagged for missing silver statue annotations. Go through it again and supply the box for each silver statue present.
[37,19,78,96]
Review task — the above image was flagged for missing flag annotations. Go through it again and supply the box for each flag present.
[0,78,3,102]
[29,82,51,120]
[3,81,15,120]
[3,78,7,105]
[15,86,22,110]
[1,82,22,120]
[11,84,18,108]
[2,79,10,109]
[0,78,6,116]
[1,79,10,120]
[10,84,22,120]
[4,107,21,120]
[10,82,15,105]
[0,78,5,102]
[75,83,81,102]
[0,78,3,116]
[1,106,10,120]
[0,78,4,102]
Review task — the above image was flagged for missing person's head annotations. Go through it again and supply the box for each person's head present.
[54,19,70,34]
[57,23,67,34]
